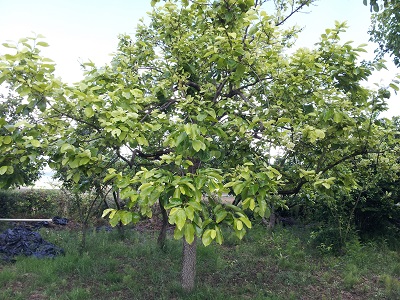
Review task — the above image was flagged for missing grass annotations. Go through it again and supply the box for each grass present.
[0,223,399,300]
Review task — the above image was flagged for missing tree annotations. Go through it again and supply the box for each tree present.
[1,0,397,292]
[364,0,400,67]
[287,117,400,253]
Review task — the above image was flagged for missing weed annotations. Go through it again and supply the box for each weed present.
[64,287,91,300]
[0,267,17,286]
[343,264,361,289]
[381,274,400,298]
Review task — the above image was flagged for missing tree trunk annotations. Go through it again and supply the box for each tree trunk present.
[268,213,276,228]
[157,199,168,249]
[181,237,197,292]
[268,205,276,229]
[79,223,88,256]
[181,157,199,292]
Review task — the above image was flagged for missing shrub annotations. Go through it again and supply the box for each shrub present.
[0,189,67,218]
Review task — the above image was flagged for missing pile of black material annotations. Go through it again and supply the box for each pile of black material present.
[0,226,64,262]
[52,216,68,225]
[32,216,69,229]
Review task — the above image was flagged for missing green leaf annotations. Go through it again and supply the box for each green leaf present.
[314,129,325,139]
[389,83,399,91]
[248,25,258,35]
[103,173,117,182]
[36,41,49,47]
[185,206,195,221]
[171,208,186,231]
[235,64,246,79]
[333,112,343,123]
[165,198,182,209]
[235,228,246,240]
[60,143,73,153]
[192,140,204,152]
[0,166,8,175]
[6,166,14,175]
[137,136,149,146]
[79,157,90,166]
[176,132,187,146]
[109,214,121,227]
[202,229,213,246]
[2,43,17,49]
[3,136,12,144]
[85,106,94,118]
[188,200,202,211]
[140,184,155,198]
[210,229,216,239]
[249,198,255,210]
[215,210,228,223]
[277,117,291,124]
[31,139,41,147]
[102,208,115,218]
[235,219,243,230]
[249,184,259,195]
[258,197,267,218]
[174,227,184,240]
[69,159,80,169]
[73,172,80,183]
[239,216,252,228]
[120,211,133,225]
[183,181,196,191]
[233,181,246,195]
[196,113,207,121]
[184,123,192,136]
[215,226,223,244]
[184,223,195,244]
[322,182,331,189]
[111,128,121,137]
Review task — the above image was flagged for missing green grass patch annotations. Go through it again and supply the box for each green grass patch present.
[0,225,399,299]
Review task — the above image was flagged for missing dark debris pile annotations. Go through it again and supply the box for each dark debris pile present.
[0,217,68,262]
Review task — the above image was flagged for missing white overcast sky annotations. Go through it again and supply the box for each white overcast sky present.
[0,0,398,118]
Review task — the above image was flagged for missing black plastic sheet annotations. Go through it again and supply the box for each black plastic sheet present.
[0,226,64,262]
[52,216,69,225]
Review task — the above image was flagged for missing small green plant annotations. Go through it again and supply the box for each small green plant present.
[381,274,400,298]
[343,264,361,289]
[0,268,16,286]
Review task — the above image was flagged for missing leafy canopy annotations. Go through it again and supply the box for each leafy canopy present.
[0,0,397,246]
[364,0,400,67]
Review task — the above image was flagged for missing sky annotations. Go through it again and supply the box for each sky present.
[0,0,398,187]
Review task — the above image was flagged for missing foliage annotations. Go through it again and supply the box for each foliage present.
[365,0,400,67]
[0,91,44,188]
[0,188,110,223]
[281,114,400,251]
[363,0,396,12]
[0,189,66,218]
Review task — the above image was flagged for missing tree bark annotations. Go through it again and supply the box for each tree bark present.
[157,199,168,249]
[181,157,199,292]
[268,205,276,229]
[181,236,197,292]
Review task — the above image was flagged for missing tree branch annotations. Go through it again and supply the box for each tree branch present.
[213,78,228,102]
[275,1,313,27]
